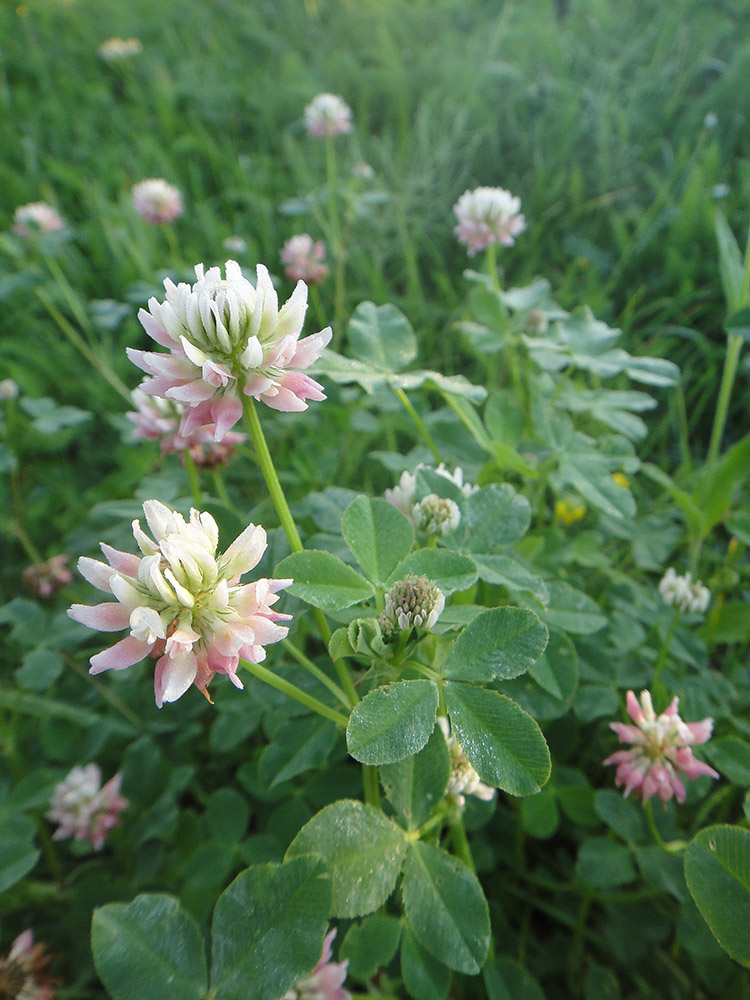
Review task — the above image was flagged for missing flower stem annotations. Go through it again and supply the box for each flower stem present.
[706,332,743,470]
[183,449,203,506]
[241,394,303,552]
[644,799,670,852]
[282,638,351,709]
[240,658,349,728]
[392,385,442,463]
[652,609,681,703]
[449,814,476,874]
[485,241,501,293]
[363,764,380,809]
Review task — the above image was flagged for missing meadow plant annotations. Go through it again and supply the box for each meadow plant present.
[97,37,142,61]
[131,179,183,225]
[0,931,56,1000]
[47,764,128,849]
[281,234,330,285]
[12,202,66,237]
[303,93,353,139]
[453,186,526,255]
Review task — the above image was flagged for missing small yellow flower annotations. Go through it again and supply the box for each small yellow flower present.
[612,472,630,489]
[555,498,586,525]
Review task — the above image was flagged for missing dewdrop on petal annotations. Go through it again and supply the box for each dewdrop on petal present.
[131,178,183,225]
[127,260,332,440]
[659,567,711,615]
[47,764,128,850]
[383,575,445,631]
[438,717,496,808]
[604,690,718,805]
[304,93,353,138]
[453,186,526,256]
[282,929,351,1000]
[68,500,292,707]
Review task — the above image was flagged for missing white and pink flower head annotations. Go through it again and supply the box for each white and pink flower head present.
[1,930,56,1000]
[281,235,330,285]
[68,500,292,707]
[604,689,719,805]
[131,178,183,225]
[127,260,332,441]
[304,93,353,138]
[13,202,66,238]
[282,930,351,1000]
[47,764,128,850]
[453,186,526,256]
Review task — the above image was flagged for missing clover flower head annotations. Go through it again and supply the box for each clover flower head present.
[304,93,353,138]
[13,202,66,237]
[384,575,445,632]
[68,500,292,707]
[659,567,710,615]
[555,497,586,525]
[0,930,56,1000]
[384,463,477,525]
[47,764,128,849]
[352,161,374,181]
[281,235,329,285]
[98,36,142,60]
[131,178,183,225]
[23,555,73,598]
[223,235,248,254]
[453,186,526,255]
[438,717,496,808]
[704,111,718,130]
[127,385,245,466]
[413,494,461,536]
[127,260,332,441]
[604,690,719,805]
[282,929,351,1000]
[0,378,19,400]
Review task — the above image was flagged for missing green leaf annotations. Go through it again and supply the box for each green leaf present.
[442,607,548,683]
[704,737,750,787]
[92,894,207,1000]
[684,825,750,967]
[387,549,477,595]
[341,496,414,585]
[484,957,546,1000]
[575,837,637,889]
[205,789,250,844]
[594,790,645,845]
[341,915,402,979]
[211,857,331,1000]
[286,800,407,917]
[471,554,550,605]
[464,484,531,551]
[0,815,40,892]
[275,550,374,610]
[15,647,64,691]
[520,783,560,840]
[715,208,746,314]
[347,680,439,765]
[540,582,607,635]
[259,716,338,788]
[444,682,551,796]
[402,841,490,974]
[400,926,451,1000]
[380,725,451,830]
[348,301,417,372]
[528,631,578,701]
[695,434,750,533]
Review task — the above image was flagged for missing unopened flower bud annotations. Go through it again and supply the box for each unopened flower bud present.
[384,575,445,631]
[413,494,460,536]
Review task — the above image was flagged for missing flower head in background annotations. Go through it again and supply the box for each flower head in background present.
[453,186,526,255]
[555,497,586,525]
[438,717,496,808]
[127,386,245,467]
[223,235,248,254]
[604,690,719,805]
[658,567,710,615]
[385,463,477,526]
[281,235,329,285]
[47,764,128,849]
[0,930,56,1000]
[23,555,73,598]
[304,93,353,138]
[282,929,351,1000]
[13,202,66,237]
[0,378,19,400]
[68,500,291,707]
[383,575,444,632]
[98,36,142,61]
[413,494,461,537]
[131,178,183,225]
[127,260,331,440]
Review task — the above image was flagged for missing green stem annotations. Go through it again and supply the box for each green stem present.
[45,254,95,337]
[162,223,183,269]
[241,394,303,552]
[211,468,233,510]
[362,764,380,809]
[35,288,132,402]
[652,609,681,701]
[183,449,203,505]
[392,385,441,463]
[325,136,341,238]
[645,799,671,853]
[449,815,476,874]
[485,241,501,293]
[240,658,349,728]
[706,332,743,469]
[282,638,351,709]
